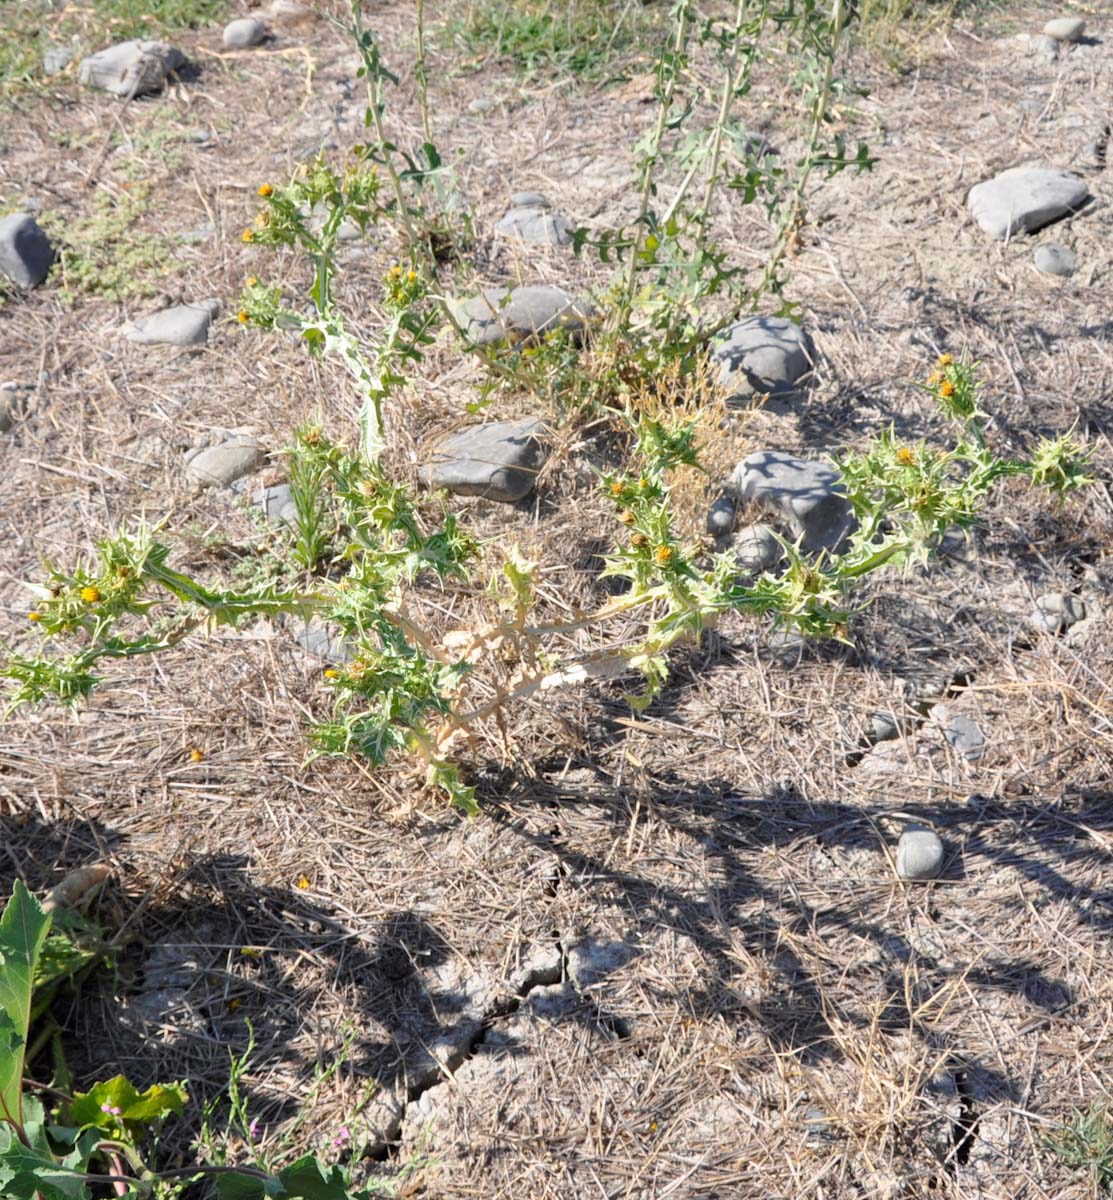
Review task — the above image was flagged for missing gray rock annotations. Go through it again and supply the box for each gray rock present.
[712,315,815,402]
[253,483,298,525]
[453,285,594,348]
[185,435,266,488]
[967,168,1088,240]
[510,191,551,208]
[222,17,266,48]
[467,96,498,114]
[1043,16,1084,41]
[1030,591,1086,634]
[930,704,986,761]
[1035,34,1060,61]
[0,212,54,288]
[895,828,944,880]
[496,205,573,246]
[125,300,220,347]
[295,619,354,664]
[1034,242,1076,276]
[869,710,905,743]
[0,381,34,433]
[422,418,548,503]
[733,522,782,574]
[733,451,858,555]
[79,40,186,98]
[706,494,736,537]
[803,1105,838,1144]
[43,44,77,75]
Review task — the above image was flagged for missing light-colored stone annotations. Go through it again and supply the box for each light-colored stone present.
[253,483,298,525]
[79,40,186,98]
[706,495,736,537]
[510,190,550,208]
[1030,591,1086,634]
[733,451,857,555]
[712,315,815,402]
[496,205,573,246]
[930,704,986,761]
[125,300,220,347]
[967,167,1088,240]
[733,522,782,574]
[294,620,354,665]
[43,44,77,75]
[1033,242,1076,276]
[185,435,266,488]
[453,285,595,348]
[895,828,945,880]
[222,17,266,48]
[422,418,548,503]
[1043,16,1085,42]
[0,212,54,289]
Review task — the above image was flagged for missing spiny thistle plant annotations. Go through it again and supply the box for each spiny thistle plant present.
[0,7,1095,812]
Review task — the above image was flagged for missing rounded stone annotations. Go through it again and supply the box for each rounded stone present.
[1043,17,1084,42]
[510,191,551,209]
[968,167,1088,240]
[496,206,573,247]
[869,711,902,743]
[1034,242,1076,276]
[733,523,781,574]
[79,39,186,98]
[712,315,816,402]
[222,17,266,48]
[125,300,220,347]
[0,212,54,289]
[453,285,594,348]
[733,451,857,555]
[895,829,944,881]
[186,435,267,488]
[706,495,736,537]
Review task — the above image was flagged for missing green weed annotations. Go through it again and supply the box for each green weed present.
[41,187,184,302]
[1045,1103,1113,1193]
[446,0,652,78]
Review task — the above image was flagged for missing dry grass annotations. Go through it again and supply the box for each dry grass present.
[1,1,1112,1197]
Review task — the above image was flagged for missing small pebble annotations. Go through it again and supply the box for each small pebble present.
[1034,243,1076,277]
[1043,16,1085,42]
[869,711,903,743]
[896,829,945,881]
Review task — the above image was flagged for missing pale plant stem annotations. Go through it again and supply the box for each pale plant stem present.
[619,0,693,324]
[415,0,432,144]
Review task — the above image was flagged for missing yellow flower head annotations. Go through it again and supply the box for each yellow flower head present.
[896,446,916,466]
[257,183,274,198]
[80,585,101,604]
[937,353,954,367]
[939,379,956,398]
[246,275,258,287]
[406,270,417,283]
[610,480,625,497]
[28,611,42,622]
[295,874,311,890]
[323,668,339,679]
[926,370,942,386]
[655,544,674,565]
[242,228,254,243]
[237,310,249,324]
[388,265,402,280]
[189,747,204,762]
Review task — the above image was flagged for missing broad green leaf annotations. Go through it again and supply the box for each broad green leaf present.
[278,1153,353,1199]
[0,880,52,1130]
[69,1075,187,1135]
[215,1169,284,1200]
[0,1128,89,1200]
